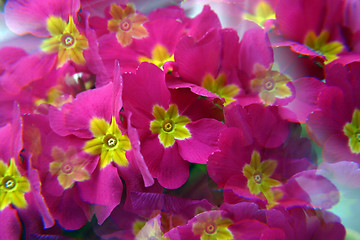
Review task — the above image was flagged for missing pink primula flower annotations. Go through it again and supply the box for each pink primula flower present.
[307,62,360,163]
[23,113,92,230]
[4,0,80,37]
[272,0,345,63]
[44,64,153,224]
[207,103,324,207]
[266,206,345,240]
[123,62,225,188]
[237,27,326,122]
[0,104,54,238]
[172,27,241,106]
[165,202,286,240]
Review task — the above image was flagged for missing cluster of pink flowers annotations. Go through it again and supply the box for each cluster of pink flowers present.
[1,0,360,239]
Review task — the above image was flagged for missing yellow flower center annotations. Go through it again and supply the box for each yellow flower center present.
[61,33,75,47]
[253,174,262,184]
[343,109,360,153]
[120,19,132,31]
[205,224,216,235]
[84,117,131,168]
[192,213,234,240]
[251,65,292,105]
[242,1,276,28]
[49,147,90,189]
[263,79,275,91]
[107,3,148,47]
[162,120,174,132]
[242,151,281,205]
[150,104,191,148]
[61,163,73,174]
[0,159,30,210]
[104,134,118,148]
[2,176,16,191]
[304,30,344,63]
[201,73,240,105]
[138,44,175,68]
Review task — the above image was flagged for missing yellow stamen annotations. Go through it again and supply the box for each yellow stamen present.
[84,117,131,168]
[150,104,191,148]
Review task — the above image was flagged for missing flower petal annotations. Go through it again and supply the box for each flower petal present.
[152,105,166,121]
[260,160,277,177]
[116,31,133,47]
[16,177,31,192]
[110,3,124,19]
[40,37,61,53]
[65,16,79,36]
[100,149,112,169]
[58,174,74,189]
[72,168,91,182]
[165,104,179,119]
[0,192,11,210]
[69,48,86,65]
[131,24,149,39]
[243,164,254,179]
[150,120,162,134]
[172,126,191,140]
[9,192,27,209]
[113,149,128,167]
[83,138,103,155]
[250,151,261,170]
[90,118,109,137]
[47,16,66,36]
[263,178,282,188]
[159,132,175,148]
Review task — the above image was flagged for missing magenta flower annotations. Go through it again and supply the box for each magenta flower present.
[273,0,345,63]
[307,62,360,163]
[5,0,80,37]
[164,210,234,240]
[208,103,320,207]
[0,1,356,238]
[0,104,53,238]
[165,202,287,240]
[123,62,225,188]
[236,27,326,122]
[135,6,188,69]
[173,27,241,106]
[266,206,345,240]
[42,66,153,225]
[48,64,152,182]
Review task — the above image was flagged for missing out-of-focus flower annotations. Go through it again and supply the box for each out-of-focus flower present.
[49,146,90,189]
[4,0,80,37]
[138,44,174,68]
[273,0,346,64]
[242,1,276,28]
[237,27,326,123]
[107,3,148,47]
[250,64,292,105]
[304,31,344,63]
[135,214,167,240]
[307,62,360,163]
